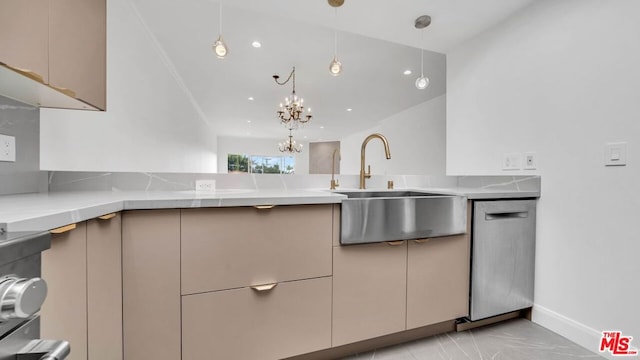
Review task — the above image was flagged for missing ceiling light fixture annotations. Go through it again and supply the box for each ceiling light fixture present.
[251,41,262,48]
[328,0,344,76]
[403,70,412,75]
[279,129,303,153]
[213,2,228,59]
[273,66,312,129]
[414,15,431,90]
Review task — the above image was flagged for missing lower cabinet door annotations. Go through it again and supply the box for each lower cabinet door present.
[332,242,407,346]
[406,235,470,329]
[182,276,332,360]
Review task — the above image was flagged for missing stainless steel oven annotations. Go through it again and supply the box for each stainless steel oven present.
[0,231,69,360]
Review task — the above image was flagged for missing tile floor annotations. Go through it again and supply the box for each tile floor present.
[339,319,603,360]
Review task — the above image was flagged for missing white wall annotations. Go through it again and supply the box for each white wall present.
[217,136,309,174]
[340,94,446,176]
[447,0,640,356]
[39,0,217,172]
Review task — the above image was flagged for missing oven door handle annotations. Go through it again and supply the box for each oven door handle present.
[17,339,70,360]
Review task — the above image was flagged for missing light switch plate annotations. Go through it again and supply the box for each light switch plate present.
[605,142,627,166]
[502,153,522,170]
[0,134,16,162]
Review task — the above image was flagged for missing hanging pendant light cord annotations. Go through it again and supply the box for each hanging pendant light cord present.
[334,8,338,57]
[219,2,223,34]
[420,30,424,76]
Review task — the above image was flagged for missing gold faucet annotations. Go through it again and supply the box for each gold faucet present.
[360,133,391,189]
[330,148,341,190]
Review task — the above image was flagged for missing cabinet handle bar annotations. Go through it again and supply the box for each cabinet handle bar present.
[98,213,116,220]
[250,283,278,292]
[385,240,405,246]
[50,224,77,234]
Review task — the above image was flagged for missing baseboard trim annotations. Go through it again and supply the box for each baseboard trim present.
[532,304,611,359]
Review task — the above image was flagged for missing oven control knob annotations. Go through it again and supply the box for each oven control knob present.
[0,277,48,320]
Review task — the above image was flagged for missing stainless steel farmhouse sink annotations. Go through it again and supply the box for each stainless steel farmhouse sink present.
[336,190,467,245]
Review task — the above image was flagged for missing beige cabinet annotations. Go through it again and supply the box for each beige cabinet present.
[181,205,333,294]
[332,241,408,346]
[333,231,470,346]
[406,235,470,329]
[41,222,88,360]
[122,210,181,360]
[0,0,49,83]
[180,204,335,359]
[0,0,106,110]
[41,213,122,360]
[49,0,106,110]
[182,277,332,360]
[87,214,123,360]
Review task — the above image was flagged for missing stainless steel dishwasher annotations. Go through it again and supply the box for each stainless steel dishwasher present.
[470,199,536,321]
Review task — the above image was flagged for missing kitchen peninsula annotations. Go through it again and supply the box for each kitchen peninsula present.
[0,174,539,360]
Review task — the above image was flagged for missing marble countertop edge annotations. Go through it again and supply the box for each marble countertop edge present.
[0,187,539,232]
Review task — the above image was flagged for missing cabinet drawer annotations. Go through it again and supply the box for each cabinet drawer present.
[181,205,333,294]
[182,276,332,360]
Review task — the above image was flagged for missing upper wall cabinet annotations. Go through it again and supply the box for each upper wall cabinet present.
[0,0,49,84]
[0,0,106,111]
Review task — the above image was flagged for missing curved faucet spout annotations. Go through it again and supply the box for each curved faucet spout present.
[360,133,391,189]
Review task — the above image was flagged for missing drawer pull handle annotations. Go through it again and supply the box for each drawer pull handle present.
[50,224,77,234]
[49,84,77,98]
[254,205,276,210]
[1,63,45,83]
[414,239,430,244]
[385,240,405,246]
[250,283,278,292]
[98,213,116,220]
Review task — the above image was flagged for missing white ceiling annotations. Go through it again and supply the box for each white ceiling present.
[130,0,534,141]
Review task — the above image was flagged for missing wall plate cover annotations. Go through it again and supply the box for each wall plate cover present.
[502,153,522,170]
[195,179,216,192]
[523,152,537,170]
[605,142,627,166]
[0,134,16,162]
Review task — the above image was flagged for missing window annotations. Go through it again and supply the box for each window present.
[227,154,295,174]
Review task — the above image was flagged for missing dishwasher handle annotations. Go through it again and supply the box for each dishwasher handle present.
[17,339,70,360]
[484,211,529,220]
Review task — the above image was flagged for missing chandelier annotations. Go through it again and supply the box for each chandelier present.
[279,129,303,153]
[273,67,312,128]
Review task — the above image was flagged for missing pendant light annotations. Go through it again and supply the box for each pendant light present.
[328,0,344,76]
[414,15,431,90]
[213,2,228,59]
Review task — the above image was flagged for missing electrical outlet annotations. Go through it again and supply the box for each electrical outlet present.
[0,134,16,162]
[523,152,537,170]
[195,179,216,192]
[502,153,521,170]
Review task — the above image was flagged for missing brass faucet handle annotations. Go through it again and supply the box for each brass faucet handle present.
[364,165,372,179]
[330,179,340,190]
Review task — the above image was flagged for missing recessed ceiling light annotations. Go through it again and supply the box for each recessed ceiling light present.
[251,41,262,48]
[403,70,412,75]
[303,135,308,139]
[248,97,254,101]
[320,126,325,129]
[247,120,251,123]
[346,108,353,112]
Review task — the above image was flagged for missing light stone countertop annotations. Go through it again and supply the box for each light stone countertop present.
[0,186,539,232]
